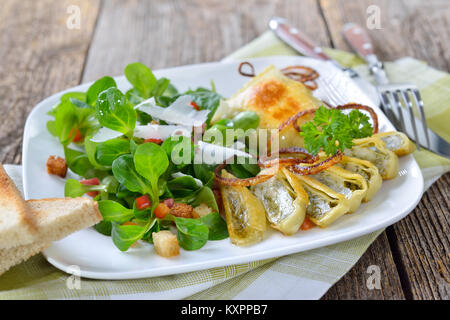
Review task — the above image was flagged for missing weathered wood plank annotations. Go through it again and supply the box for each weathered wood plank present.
[388,173,450,299]
[82,0,331,81]
[319,0,450,71]
[0,0,101,164]
[322,233,405,299]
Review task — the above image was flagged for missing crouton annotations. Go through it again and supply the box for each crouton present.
[46,156,67,178]
[192,203,214,218]
[169,202,193,218]
[152,230,179,258]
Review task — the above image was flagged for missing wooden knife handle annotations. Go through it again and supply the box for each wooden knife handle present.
[270,18,330,61]
[342,23,375,60]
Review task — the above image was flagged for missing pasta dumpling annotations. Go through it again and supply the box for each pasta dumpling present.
[251,168,308,235]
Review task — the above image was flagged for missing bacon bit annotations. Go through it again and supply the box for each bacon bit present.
[300,217,315,230]
[80,178,100,197]
[69,128,83,142]
[189,101,200,111]
[169,202,193,218]
[46,156,67,178]
[136,195,151,210]
[163,198,175,208]
[155,202,171,219]
[144,138,163,144]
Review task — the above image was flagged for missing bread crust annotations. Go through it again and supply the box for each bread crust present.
[0,164,38,249]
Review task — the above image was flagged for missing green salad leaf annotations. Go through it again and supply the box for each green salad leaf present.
[173,217,209,250]
[112,222,147,251]
[86,76,117,106]
[200,212,228,240]
[134,142,169,201]
[124,62,157,99]
[96,138,130,166]
[112,154,152,195]
[95,87,136,135]
[98,200,134,223]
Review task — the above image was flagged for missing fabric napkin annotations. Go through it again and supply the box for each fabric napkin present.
[1,31,449,300]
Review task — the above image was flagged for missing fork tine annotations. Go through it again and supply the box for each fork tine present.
[391,91,407,133]
[380,91,400,130]
[410,89,430,148]
[381,90,404,132]
[399,90,421,150]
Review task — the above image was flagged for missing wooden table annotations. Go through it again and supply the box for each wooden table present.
[0,0,448,299]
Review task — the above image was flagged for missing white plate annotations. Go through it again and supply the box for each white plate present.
[23,56,424,280]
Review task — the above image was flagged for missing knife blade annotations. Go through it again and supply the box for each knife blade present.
[268,16,379,104]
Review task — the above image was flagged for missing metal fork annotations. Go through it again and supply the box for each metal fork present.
[342,23,442,153]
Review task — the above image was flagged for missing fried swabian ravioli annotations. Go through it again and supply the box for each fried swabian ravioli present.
[372,131,415,156]
[292,175,350,227]
[220,170,267,246]
[337,156,382,202]
[310,166,368,213]
[251,168,308,236]
[345,136,399,180]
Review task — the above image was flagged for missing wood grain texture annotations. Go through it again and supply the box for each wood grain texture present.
[0,0,101,164]
[82,0,331,81]
[388,173,450,299]
[319,0,450,71]
[322,234,405,300]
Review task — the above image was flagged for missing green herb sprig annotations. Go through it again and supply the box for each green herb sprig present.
[300,105,373,156]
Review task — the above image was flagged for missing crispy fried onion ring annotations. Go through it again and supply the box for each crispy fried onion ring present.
[278,108,317,132]
[280,65,319,90]
[237,62,319,90]
[335,103,379,134]
[258,147,318,168]
[288,151,343,176]
[238,62,256,77]
[214,159,275,187]
[215,148,320,186]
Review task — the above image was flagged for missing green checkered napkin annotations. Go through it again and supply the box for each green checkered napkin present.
[1,31,449,300]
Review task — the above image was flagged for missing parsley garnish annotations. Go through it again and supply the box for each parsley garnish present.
[300,106,373,156]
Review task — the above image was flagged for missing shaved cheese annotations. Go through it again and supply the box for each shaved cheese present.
[195,141,253,164]
[136,95,209,126]
[171,172,203,188]
[90,127,123,142]
[134,125,191,140]
[134,97,157,110]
